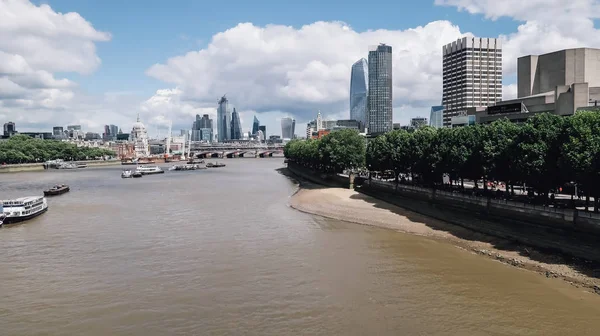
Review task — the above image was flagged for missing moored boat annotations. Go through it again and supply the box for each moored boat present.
[0,196,48,226]
[43,184,70,196]
[76,163,87,169]
[135,165,164,175]
[206,162,226,168]
[132,171,143,178]
[121,170,133,178]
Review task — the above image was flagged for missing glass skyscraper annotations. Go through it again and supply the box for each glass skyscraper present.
[350,58,368,130]
[230,108,243,140]
[217,95,231,142]
[367,44,393,134]
[252,116,260,135]
[281,117,295,139]
[429,106,444,128]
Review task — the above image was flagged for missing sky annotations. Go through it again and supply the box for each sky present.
[2,0,600,137]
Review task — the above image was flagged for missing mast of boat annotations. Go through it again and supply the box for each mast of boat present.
[165,120,172,159]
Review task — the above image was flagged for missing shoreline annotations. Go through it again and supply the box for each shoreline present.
[282,168,600,296]
[0,160,122,173]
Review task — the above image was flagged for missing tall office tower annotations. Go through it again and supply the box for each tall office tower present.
[252,116,260,135]
[429,106,444,128]
[258,125,266,140]
[350,58,368,129]
[230,108,242,140]
[442,37,502,127]
[281,117,295,139]
[367,44,393,134]
[217,95,232,142]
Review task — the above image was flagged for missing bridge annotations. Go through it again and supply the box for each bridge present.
[189,144,285,159]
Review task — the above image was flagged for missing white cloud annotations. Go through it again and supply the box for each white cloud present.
[0,0,110,132]
[146,20,466,125]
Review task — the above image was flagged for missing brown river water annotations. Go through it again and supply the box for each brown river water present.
[1,159,599,335]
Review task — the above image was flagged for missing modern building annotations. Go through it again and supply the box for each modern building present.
[410,117,428,129]
[350,58,369,130]
[103,124,119,141]
[217,95,232,142]
[475,48,600,124]
[52,126,65,139]
[85,132,101,141]
[129,115,149,158]
[20,132,53,139]
[306,120,317,139]
[192,114,213,142]
[367,44,393,134]
[252,116,260,135]
[258,125,266,139]
[442,37,502,127]
[230,108,243,140]
[256,130,265,143]
[451,114,477,127]
[3,122,16,137]
[66,125,83,139]
[333,119,361,131]
[281,117,296,139]
[429,106,444,128]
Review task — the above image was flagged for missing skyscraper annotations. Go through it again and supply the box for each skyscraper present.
[281,117,295,139]
[442,37,502,127]
[192,114,213,142]
[230,108,242,140]
[367,44,393,134]
[217,95,232,142]
[252,116,260,135]
[429,106,444,128]
[350,58,368,129]
[258,125,266,140]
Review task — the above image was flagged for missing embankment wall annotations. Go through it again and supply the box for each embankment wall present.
[0,160,121,173]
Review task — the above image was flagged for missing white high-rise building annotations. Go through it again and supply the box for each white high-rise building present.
[442,37,502,127]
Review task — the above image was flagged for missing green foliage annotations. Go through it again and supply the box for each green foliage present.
[286,112,600,197]
[284,129,365,173]
[0,134,116,164]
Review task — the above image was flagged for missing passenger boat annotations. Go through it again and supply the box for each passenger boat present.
[206,162,226,168]
[169,164,206,171]
[76,163,87,169]
[121,170,133,178]
[0,196,48,226]
[135,165,164,175]
[132,171,143,178]
[43,184,70,196]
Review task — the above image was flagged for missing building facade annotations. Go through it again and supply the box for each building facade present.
[281,117,296,139]
[230,108,243,140]
[129,116,149,158]
[410,117,428,129]
[442,37,502,127]
[217,95,232,142]
[429,106,444,128]
[350,58,369,129]
[367,44,393,134]
[476,48,600,124]
[252,116,260,135]
[192,114,213,142]
[3,122,16,137]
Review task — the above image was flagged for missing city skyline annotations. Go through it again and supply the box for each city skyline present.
[1,0,599,135]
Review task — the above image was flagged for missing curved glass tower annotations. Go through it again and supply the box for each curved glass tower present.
[217,95,231,142]
[281,117,295,139]
[252,116,260,135]
[231,108,243,140]
[350,58,368,129]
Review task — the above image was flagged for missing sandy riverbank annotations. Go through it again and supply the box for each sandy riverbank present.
[289,180,600,295]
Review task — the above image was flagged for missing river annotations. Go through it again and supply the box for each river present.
[1,159,599,335]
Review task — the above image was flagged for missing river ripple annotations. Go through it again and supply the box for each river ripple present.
[0,159,599,335]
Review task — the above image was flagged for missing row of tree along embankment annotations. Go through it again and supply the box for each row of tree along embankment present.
[286,162,600,263]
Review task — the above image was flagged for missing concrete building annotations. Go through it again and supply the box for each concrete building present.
[410,117,428,129]
[367,44,393,134]
[442,37,502,127]
[3,122,16,137]
[350,58,368,129]
[476,48,600,124]
[429,106,444,128]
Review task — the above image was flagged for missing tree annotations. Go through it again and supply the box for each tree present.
[318,129,365,173]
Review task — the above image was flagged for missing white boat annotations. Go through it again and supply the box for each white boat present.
[0,196,48,226]
[121,169,133,178]
[135,165,164,175]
